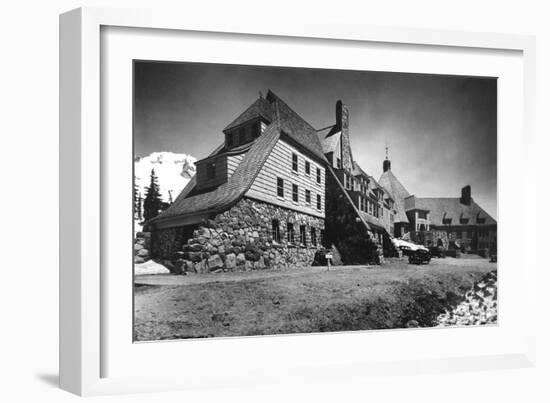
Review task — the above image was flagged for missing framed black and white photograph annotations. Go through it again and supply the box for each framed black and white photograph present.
[132,61,498,341]
[59,7,538,396]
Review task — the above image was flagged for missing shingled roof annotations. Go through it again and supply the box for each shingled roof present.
[150,124,281,227]
[223,96,274,132]
[378,169,411,223]
[413,197,497,227]
[149,90,327,228]
[269,91,326,160]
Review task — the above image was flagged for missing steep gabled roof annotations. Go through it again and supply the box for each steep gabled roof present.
[318,129,340,155]
[223,96,274,132]
[378,169,411,223]
[268,90,326,160]
[413,197,497,226]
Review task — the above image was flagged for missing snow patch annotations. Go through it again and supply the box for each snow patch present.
[135,260,171,276]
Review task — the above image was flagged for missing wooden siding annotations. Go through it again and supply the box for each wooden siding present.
[227,153,245,178]
[245,139,325,218]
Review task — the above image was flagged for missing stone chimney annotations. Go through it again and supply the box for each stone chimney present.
[460,185,471,205]
[383,159,391,172]
[336,100,352,170]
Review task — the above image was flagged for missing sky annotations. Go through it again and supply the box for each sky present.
[134,61,497,218]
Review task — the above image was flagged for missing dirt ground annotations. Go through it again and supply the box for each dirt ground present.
[134,257,496,341]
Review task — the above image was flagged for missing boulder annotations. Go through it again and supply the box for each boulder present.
[253,256,266,270]
[236,253,246,265]
[137,248,149,258]
[134,256,145,264]
[194,260,207,274]
[245,250,261,262]
[188,243,203,252]
[199,228,212,239]
[208,254,224,271]
[225,253,236,270]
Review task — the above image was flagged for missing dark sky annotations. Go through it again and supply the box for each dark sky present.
[134,61,497,218]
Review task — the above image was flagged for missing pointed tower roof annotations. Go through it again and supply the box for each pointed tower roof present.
[379,167,410,223]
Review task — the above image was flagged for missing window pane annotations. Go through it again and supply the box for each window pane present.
[292,153,298,171]
[292,184,298,202]
[277,177,284,197]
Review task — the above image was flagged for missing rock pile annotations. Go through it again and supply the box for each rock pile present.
[134,232,151,264]
[437,270,497,326]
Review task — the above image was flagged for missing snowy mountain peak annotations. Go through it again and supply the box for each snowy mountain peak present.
[134,151,196,202]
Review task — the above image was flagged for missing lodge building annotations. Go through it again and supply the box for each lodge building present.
[146,90,496,272]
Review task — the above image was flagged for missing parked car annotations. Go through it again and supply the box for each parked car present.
[392,238,430,263]
[408,248,432,264]
[428,246,445,258]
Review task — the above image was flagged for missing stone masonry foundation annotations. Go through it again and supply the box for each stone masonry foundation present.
[153,197,325,273]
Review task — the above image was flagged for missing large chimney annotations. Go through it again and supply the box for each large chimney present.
[460,185,471,205]
[336,100,351,170]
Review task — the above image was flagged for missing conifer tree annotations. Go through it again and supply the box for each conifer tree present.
[143,169,163,221]
[133,182,141,220]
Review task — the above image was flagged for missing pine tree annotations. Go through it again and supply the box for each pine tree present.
[133,182,141,221]
[143,169,163,221]
[137,192,143,221]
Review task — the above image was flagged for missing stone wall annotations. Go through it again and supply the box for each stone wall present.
[168,197,325,273]
[134,232,151,263]
[324,171,381,264]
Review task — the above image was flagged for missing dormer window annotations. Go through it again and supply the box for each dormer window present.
[206,162,216,179]
[238,128,246,144]
[476,212,486,224]
[336,158,342,169]
[442,217,452,225]
[226,133,233,148]
[252,121,260,138]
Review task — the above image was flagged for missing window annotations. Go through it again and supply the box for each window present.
[292,153,298,172]
[316,194,322,210]
[227,134,233,148]
[305,161,311,175]
[252,122,260,138]
[305,189,311,204]
[311,228,317,246]
[336,158,342,169]
[292,184,299,202]
[316,168,321,184]
[442,218,452,225]
[457,231,462,239]
[287,222,295,243]
[418,211,427,219]
[206,162,216,179]
[277,177,284,198]
[299,225,306,245]
[320,229,324,246]
[272,219,280,242]
[238,128,246,144]
[345,174,351,189]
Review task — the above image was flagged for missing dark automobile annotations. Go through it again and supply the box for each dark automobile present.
[428,246,445,258]
[408,248,431,264]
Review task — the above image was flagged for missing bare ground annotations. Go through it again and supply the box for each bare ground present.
[134,257,496,341]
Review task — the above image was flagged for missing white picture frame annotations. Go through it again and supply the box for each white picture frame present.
[59,7,537,396]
